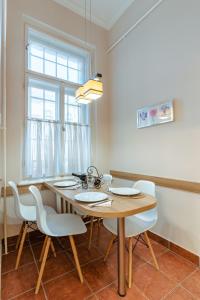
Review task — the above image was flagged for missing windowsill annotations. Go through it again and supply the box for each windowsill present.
[18,175,74,186]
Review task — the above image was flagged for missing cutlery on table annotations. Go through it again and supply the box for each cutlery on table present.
[87,199,113,208]
[58,185,81,190]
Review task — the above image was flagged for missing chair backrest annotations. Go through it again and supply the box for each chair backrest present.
[103,174,113,184]
[133,180,155,197]
[29,185,52,236]
[133,180,157,221]
[8,181,25,220]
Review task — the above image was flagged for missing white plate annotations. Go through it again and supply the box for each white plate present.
[53,181,77,188]
[74,192,108,203]
[109,187,140,196]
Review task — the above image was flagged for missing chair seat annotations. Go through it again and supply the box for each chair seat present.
[134,208,157,222]
[22,205,56,222]
[47,213,87,237]
[103,215,157,238]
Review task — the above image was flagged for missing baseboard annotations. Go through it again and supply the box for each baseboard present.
[148,231,200,266]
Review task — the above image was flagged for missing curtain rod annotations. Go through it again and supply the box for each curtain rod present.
[106,0,165,54]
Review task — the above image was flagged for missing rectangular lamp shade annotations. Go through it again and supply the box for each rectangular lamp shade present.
[75,86,91,104]
[83,79,103,100]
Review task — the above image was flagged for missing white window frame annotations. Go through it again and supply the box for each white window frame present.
[23,25,94,179]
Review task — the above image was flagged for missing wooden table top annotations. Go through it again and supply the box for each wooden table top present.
[45,182,157,218]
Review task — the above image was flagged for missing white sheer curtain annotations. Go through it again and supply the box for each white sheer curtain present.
[24,120,61,178]
[63,123,91,174]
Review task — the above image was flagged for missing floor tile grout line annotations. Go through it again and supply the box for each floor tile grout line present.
[76,255,104,269]
[29,239,49,300]
[82,275,98,299]
[179,268,199,285]
[8,287,39,300]
[85,294,98,300]
[133,283,150,300]
[143,251,198,286]
[2,236,45,256]
[166,249,199,268]
[42,254,104,286]
[134,258,183,286]
[161,283,181,300]
[92,280,117,295]
[92,279,150,300]
[179,284,198,299]
[2,243,30,256]
[136,247,169,266]
[161,281,198,300]
[43,269,75,285]
[2,261,35,276]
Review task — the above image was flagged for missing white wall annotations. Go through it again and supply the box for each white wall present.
[108,0,200,255]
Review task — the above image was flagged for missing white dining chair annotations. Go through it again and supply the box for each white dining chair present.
[103,180,159,288]
[74,207,95,250]
[29,185,87,294]
[8,181,56,270]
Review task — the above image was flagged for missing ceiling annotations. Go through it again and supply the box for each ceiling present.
[53,0,136,30]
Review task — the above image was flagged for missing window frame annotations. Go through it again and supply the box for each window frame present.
[23,25,93,179]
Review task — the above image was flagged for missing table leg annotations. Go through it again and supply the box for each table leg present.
[117,217,126,297]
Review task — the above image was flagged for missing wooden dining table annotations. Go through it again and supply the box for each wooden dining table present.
[45,181,157,297]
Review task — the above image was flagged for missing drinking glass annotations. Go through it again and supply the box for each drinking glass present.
[103,174,112,191]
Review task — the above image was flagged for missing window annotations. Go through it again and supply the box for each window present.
[24,28,91,179]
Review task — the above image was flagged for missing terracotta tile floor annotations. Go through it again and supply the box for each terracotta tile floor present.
[1,225,199,300]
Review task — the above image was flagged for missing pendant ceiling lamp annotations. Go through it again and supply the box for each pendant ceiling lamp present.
[75,86,91,104]
[83,73,103,100]
[75,0,103,104]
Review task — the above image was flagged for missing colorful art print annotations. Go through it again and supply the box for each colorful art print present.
[137,101,174,128]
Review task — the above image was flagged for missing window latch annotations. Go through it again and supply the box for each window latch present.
[25,43,30,50]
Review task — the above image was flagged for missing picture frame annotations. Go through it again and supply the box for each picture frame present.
[137,100,174,129]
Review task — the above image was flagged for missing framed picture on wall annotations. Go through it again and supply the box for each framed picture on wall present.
[137,100,174,128]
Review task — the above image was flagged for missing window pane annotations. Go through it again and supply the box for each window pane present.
[31,98,43,119]
[68,105,79,123]
[45,101,55,120]
[57,54,67,66]
[68,95,77,105]
[79,105,89,124]
[45,90,55,101]
[30,45,43,58]
[57,64,67,80]
[45,61,56,77]
[78,70,84,84]
[28,79,59,121]
[31,87,43,99]
[45,49,56,62]
[28,39,87,83]
[68,57,79,69]
[30,56,43,73]
[68,68,78,83]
